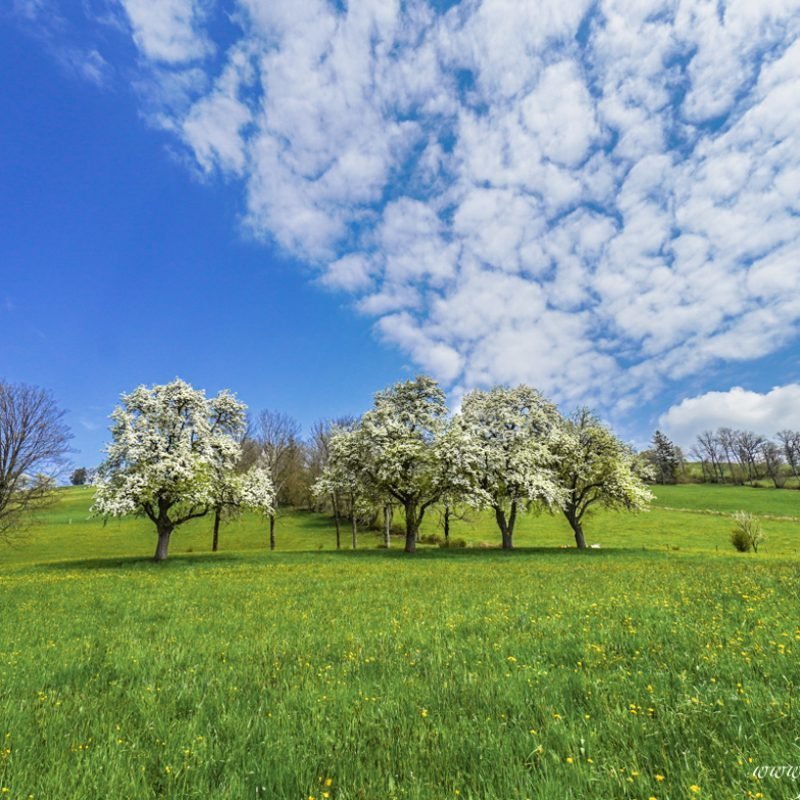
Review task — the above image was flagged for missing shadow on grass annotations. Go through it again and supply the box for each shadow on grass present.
[34,542,671,573]
[324,544,661,560]
[37,552,245,571]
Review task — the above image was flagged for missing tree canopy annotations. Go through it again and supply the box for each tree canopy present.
[93,379,272,561]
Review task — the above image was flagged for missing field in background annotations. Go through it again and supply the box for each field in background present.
[1,486,799,799]
[4,483,799,566]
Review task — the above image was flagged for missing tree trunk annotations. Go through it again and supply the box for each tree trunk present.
[443,504,450,544]
[269,513,276,551]
[495,506,513,550]
[154,523,173,562]
[404,501,418,553]
[331,492,341,550]
[351,494,358,550]
[569,516,587,549]
[212,507,221,552]
[384,504,392,548]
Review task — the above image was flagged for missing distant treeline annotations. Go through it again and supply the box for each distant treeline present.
[642,428,800,488]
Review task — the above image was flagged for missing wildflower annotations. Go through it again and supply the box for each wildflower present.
[566,757,574,764]
[324,779,333,787]
[420,709,429,718]
[690,786,701,794]
[655,774,665,782]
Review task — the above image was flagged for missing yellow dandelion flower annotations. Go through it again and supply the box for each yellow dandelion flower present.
[566,757,574,764]
[690,786,701,794]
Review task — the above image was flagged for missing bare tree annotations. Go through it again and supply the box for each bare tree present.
[0,381,72,544]
[255,409,301,550]
[734,430,767,483]
[718,428,740,483]
[694,431,725,482]
[761,441,785,488]
[777,430,800,480]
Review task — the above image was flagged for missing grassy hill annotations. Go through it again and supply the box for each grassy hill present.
[1,486,798,799]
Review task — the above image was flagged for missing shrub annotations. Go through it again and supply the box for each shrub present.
[731,511,765,553]
[419,533,444,545]
[438,538,467,548]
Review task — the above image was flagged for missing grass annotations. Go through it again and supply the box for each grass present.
[653,483,800,518]
[1,486,799,799]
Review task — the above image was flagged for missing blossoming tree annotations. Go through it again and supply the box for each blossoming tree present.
[311,423,375,549]
[359,376,449,553]
[553,408,653,549]
[93,378,272,561]
[457,385,564,549]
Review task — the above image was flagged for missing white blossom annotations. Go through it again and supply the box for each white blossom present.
[92,378,251,560]
[553,408,654,548]
[456,385,565,548]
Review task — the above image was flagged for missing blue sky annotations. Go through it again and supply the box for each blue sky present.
[2,0,800,465]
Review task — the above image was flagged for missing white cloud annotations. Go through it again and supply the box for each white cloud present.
[377,312,464,384]
[119,0,211,63]
[181,44,255,174]
[520,60,600,168]
[85,0,800,410]
[660,385,800,448]
[321,254,374,292]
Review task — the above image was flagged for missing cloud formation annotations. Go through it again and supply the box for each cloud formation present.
[660,384,800,447]
[114,1,800,405]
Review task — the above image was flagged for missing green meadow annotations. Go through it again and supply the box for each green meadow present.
[1,486,799,799]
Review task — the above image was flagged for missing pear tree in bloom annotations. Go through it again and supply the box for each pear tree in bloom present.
[457,385,564,549]
[360,376,448,553]
[553,408,654,549]
[432,416,483,545]
[208,456,275,552]
[238,459,276,546]
[312,423,375,549]
[93,379,269,561]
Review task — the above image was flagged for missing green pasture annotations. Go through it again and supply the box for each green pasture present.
[6,483,799,566]
[1,486,799,799]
